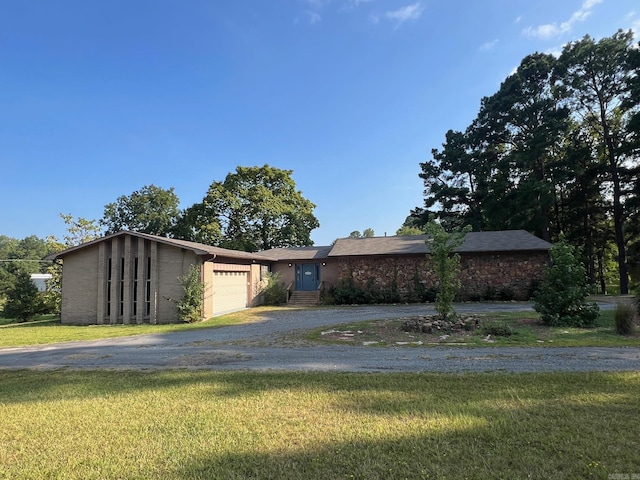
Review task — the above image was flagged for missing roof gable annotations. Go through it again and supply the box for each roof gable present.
[45,231,273,262]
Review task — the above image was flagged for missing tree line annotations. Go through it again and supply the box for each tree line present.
[404,30,640,294]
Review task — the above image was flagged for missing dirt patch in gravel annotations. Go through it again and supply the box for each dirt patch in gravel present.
[315,315,551,346]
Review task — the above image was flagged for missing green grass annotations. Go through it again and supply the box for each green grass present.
[0,370,638,479]
[0,308,279,348]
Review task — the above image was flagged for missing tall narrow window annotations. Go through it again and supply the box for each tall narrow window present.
[106,258,112,317]
[133,257,138,316]
[119,257,125,317]
[145,256,151,316]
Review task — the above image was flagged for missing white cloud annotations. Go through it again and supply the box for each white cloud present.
[347,0,374,5]
[523,0,603,39]
[385,2,424,26]
[479,39,499,51]
[304,0,330,7]
[338,0,374,14]
[306,10,322,24]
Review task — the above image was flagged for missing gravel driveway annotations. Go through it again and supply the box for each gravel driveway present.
[1,303,639,373]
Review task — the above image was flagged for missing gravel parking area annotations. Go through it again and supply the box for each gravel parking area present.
[1,303,638,373]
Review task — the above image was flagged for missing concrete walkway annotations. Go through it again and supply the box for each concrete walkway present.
[1,303,638,373]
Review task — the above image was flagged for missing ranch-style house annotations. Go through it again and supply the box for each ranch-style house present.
[46,229,551,324]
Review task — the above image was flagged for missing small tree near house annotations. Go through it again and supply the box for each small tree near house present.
[533,237,599,327]
[173,265,205,323]
[424,222,471,320]
[2,271,45,321]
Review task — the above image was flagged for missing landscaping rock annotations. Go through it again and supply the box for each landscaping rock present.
[401,315,481,334]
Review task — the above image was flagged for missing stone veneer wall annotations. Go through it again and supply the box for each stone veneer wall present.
[336,251,548,301]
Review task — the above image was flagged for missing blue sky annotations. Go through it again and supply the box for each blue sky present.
[1,0,637,247]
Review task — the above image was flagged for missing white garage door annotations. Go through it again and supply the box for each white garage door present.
[212,271,248,316]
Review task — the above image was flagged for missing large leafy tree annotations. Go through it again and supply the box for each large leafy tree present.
[478,53,569,241]
[557,30,638,293]
[59,213,102,246]
[417,53,570,240]
[408,31,639,293]
[101,185,180,237]
[419,128,488,230]
[179,165,319,252]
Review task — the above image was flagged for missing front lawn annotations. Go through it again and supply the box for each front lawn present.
[1,370,638,479]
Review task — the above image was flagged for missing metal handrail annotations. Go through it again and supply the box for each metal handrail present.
[285,281,294,304]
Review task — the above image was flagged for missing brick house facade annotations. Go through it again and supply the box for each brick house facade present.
[48,230,550,324]
[265,230,551,302]
[46,231,271,325]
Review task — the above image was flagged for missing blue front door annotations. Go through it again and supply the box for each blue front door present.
[295,263,320,291]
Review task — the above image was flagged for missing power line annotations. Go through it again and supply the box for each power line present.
[0,259,53,263]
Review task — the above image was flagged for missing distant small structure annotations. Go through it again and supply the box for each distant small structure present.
[30,273,52,292]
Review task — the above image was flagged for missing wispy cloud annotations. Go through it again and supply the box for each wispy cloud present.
[522,0,603,39]
[298,0,326,25]
[298,0,424,28]
[383,2,424,27]
[339,0,374,14]
[303,0,330,7]
[386,3,424,22]
[479,39,499,52]
[306,10,322,24]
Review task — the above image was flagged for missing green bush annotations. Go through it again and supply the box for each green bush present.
[174,265,204,323]
[261,272,287,305]
[499,287,515,301]
[324,259,438,306]
[533,238,599,327]
[481,322,516,337]
[2,271,47,321]
[613,302,636,336]
[483,286,498,301]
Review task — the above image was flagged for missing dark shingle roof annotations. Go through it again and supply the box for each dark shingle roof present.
[48,230,551,263]
[259,246,333,261]
[45,231,274,262]
[328,230,551,257]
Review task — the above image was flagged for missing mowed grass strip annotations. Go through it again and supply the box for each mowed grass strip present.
[0,308,283,348]
[1,370,638,479]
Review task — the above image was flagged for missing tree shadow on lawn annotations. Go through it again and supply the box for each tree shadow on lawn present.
[1,371,639,478]
[1,369,638,409]
[172,377,639,479]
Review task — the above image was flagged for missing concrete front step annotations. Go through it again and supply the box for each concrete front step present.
[288,291,319,306]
